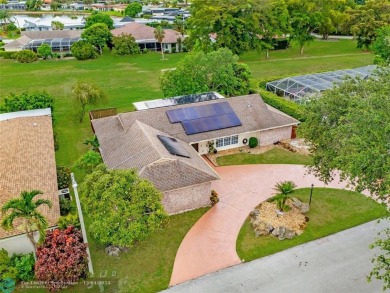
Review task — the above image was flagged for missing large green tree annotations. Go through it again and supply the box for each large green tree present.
[0,91,53,113]
[254,0,290,58]
[72,82,107,122]
[25,0,42,11]
[1,190,52,255]
[79,165,168,247]
[37,43,52,59]
[124,2,142,17]
[81,23,112,55]
[287,0,322,55]
[373,25,390,65]
[299,68,390,197]
[71,40,97,60]
[160,48,253,97]
[348,0,390,50]
[84,13,114,30]
[186,0,262,55]
[112,33,141,55]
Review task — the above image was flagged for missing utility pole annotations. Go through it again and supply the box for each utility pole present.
[71,173,94,275]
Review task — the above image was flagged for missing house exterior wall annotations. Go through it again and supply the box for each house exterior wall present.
[0,232,39,254]
[196,125,293,155]
[162,182,211,214]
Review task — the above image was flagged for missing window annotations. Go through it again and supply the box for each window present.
[215,135,239,148]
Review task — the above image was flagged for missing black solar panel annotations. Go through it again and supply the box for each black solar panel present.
[157,135,190,158]
[182,113,242,135]
[166,102,234,123]
[166,101,241,135]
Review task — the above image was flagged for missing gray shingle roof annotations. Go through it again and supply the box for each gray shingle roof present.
[97,120,219,191]
[93,94,299,144]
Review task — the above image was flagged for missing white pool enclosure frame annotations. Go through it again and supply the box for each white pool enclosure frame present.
[266,65,377,103]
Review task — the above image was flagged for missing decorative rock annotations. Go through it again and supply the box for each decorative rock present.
[105,245,121,257]
[292,197,303,208]
[300,203,310,214]
[250,209,260,218]
[253,221,273,237]
[272,226,296,240]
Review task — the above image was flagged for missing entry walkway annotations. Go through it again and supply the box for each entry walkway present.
[165,220,387,292]
[169,164,360,286]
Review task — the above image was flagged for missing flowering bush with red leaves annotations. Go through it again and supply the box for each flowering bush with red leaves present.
[35,227,88,291]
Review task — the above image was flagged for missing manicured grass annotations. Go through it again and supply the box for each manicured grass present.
[241,39,373,78]
[237,188,389,262]
[217,148,313,166]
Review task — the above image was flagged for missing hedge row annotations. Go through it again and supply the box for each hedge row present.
[258,88,306,122]
[0,51,16,59]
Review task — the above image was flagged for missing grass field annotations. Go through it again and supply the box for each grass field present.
[217,148,313,166]
[0,39,373,167]
[237,188,389,262]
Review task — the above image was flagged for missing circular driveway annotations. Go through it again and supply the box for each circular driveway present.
[169,164,355,286]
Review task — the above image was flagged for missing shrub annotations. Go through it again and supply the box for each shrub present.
[258,88,305,122]
[59,198,73,216]
[0,51,16,59]
[71,40,97,60]
[37,43,52,59]
[58,214,80,230]
[210,190,219,206]
[0,91,54,113]
[10,253,35,282]
[35,227,88,292]
[56,166,71,189]
[0,249,18,281]
[249,137,258,148]
[112,33,141,55]
[6,23,18,32]
[83,135,100,152]
[75,151,102,173]
[14,50,37,63]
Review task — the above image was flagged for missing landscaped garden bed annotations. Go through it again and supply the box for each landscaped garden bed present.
[237,188,389,262]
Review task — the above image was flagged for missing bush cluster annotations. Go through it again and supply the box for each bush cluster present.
[258,88,305,122]
[0,249,35,283]
[0,91,54,113]
[249,137,258,148]
[0,51,16,59]
[56,166,71,190]
[35,227,88,292]
[58,214,80,230]
[13,50,37,63]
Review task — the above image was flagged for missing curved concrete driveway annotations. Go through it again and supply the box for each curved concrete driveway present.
[169,164,358,286]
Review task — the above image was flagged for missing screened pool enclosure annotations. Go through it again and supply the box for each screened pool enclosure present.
[266,65,377,103]
[23,37,81,52]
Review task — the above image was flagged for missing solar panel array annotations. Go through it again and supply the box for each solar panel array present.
[166,102,242,135]
[157,135,190,158]
[145,92,220,109]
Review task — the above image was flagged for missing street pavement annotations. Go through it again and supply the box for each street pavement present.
[164,219,388,293]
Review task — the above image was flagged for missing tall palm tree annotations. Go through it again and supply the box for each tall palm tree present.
[1,190,52,254]
[154,26,165,60]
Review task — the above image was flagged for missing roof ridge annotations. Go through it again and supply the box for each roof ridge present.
[178,157,220,180]
[134,120,166,159]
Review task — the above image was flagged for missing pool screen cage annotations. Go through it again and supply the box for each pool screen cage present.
[23,37,81,53]
[266,65,377,103]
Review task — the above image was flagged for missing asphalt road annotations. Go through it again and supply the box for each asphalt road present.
[164,220,388,293]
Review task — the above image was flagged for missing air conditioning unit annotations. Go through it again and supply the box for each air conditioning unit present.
[57,188,71,200]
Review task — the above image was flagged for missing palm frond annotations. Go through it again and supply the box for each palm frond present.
[34,199,52,209]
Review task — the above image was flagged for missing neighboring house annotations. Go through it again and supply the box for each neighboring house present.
[0,108,60,254]
[3,30,82,52]
[0,1,26,10]
[111,22,184,53]
[91,94,299,214]
[23,16,84,31]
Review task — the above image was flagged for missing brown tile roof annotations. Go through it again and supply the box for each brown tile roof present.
[3,35,32,50]
[0,112,60,239]
[92,94,299,145]
[97,120,219,191]
[21,30,82,39]
[111,23,184,43]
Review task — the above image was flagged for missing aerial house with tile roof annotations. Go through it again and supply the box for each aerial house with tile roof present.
[0,108,60,254]
[91,93,299,214]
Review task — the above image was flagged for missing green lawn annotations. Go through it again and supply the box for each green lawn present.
[241,39,373,78]
[217,148,313,166]
[237,188,389,262]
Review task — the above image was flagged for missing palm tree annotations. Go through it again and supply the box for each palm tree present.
[154,26,165,60]
[0,9,11,30]
[270,181,297,212]
[1,190,52,255]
